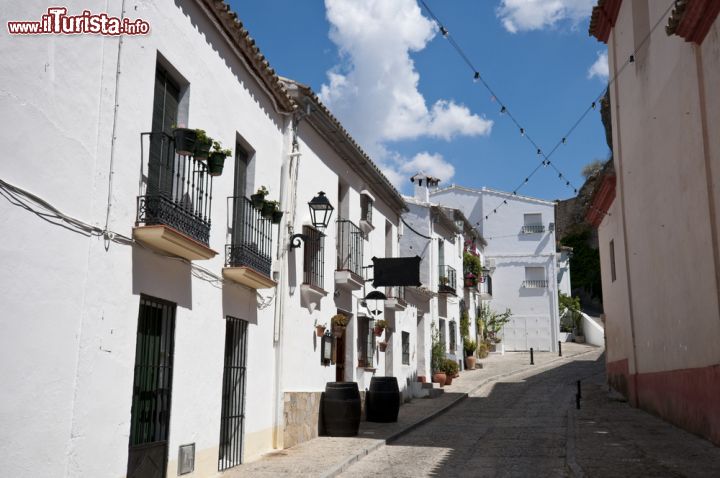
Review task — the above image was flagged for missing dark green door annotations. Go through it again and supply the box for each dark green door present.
[127,296,177,478]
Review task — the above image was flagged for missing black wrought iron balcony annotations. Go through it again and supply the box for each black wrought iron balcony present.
[522,279,548,288]
[225,196,273,278]
[522,224,545,234]
[134,132,215,261]
[385,286,407,310]
[438,265,457,294]
[336,219,364,277]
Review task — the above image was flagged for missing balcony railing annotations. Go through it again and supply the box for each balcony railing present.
[225,196,272,277]
[386,285,405,301]
[521,224,545,234]
[438,265,457,294]
[522,280,548,288]
[136,132,212,245]
[337,219,363,277]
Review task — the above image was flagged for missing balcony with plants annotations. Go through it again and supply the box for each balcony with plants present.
[133,129,230,261]
[385,286,407,311]
[335,219,364,290]
[438,265,457,295]
[222,188,279,289]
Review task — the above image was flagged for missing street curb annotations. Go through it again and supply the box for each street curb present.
[321,348,599,478]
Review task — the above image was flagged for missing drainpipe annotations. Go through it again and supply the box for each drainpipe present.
[271,110,303,449]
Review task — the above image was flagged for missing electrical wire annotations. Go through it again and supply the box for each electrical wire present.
[0,177,273,307]
[401,216,433,240]
[418,0,675,221]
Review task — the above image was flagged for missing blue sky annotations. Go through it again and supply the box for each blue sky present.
[230,0,610,201]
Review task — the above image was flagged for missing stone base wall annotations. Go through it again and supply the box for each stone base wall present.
[283,392,322,449]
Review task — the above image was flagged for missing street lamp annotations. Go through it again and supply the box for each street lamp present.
[290,191,335,249]
[363,290,387,317]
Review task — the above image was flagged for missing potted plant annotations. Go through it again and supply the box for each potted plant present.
[208,141,231,176]
[251,186,269,209]
[314,320,326,337]
[373,319,387,337]
[193,129,212,160]
[478,340,490,359]
[173,126,197,156]
[262,200,278,219]
[331,313,349,338]
[378,341,387,352]
[464,273,477,288]
[430,321,446,387]
[442,358,459,385]
[464,338,477,370]
[560,293,585,343]
[271,204,283,224]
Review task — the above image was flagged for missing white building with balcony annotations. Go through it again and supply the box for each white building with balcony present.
[430,185,560,352]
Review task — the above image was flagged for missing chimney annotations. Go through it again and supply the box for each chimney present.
[410,172,430,202]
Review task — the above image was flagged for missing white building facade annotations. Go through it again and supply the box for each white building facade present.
[431,186,560,352]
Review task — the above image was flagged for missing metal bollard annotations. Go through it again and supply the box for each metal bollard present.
[577,380,582,399]
[558,341,562,356]
[530,347,534,365]
[576,393,581,409]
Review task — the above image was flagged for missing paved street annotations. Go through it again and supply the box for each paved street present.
[338,350,720,477]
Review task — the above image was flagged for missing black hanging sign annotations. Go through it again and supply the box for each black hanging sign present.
[371,256,422,288]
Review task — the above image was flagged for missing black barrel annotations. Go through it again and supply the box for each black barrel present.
[321,382,361,437]
[366,376,401,423]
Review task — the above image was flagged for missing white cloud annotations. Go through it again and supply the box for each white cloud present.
[319,0,491,189]
[587,51,609,80]
[378,151,456,188]
[496,0,594,33]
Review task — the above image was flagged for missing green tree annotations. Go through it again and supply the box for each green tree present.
[560,228,602,300]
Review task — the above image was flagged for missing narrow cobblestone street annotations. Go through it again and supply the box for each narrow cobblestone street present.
[338,349,720,477]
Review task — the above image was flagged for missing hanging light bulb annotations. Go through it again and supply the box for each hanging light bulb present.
[629,54,635,63]
[520,128,525,136]
[591,102,596,109]
[500,105,506,114]
[440,26,448,37]
[537,148,542,155]
[561,137,567,144]
[473,71,480,82]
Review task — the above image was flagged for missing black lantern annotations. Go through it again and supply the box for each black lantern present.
[308,191,334,229]
[290,191,335,249]
[363,290,387,317]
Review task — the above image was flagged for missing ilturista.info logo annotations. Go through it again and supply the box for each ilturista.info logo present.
[7,7,150,35]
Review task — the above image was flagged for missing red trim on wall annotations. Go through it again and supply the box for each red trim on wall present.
[675,0,720,44]
[586,174,616,227]
[607,359,720,446]
[589,0,623,43]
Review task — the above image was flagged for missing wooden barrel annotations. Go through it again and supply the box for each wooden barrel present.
[366,376,401,423]
[321,382,361,437]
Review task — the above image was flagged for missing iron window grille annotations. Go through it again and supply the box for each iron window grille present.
[521,224,545,234]
[358,317,375,368]
[225,196,272,277]
[137,132,213,245]
[439,318,446,349]
[303,226,325,289]
[449,321,457,352]
[360,194,373,226]
[401,332,410,365]
[438,265,457,294]
[522,280,548,288]
[218,317,248,471]
[336,219,363,277]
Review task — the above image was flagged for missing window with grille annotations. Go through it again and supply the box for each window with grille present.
[401,332,410,365]
[522,213,544,234]
[303,226,325,289]
[449,321,457,352]
[439,318,446,349]
[523,266,547,288]
[610,239,616,282]
[361,193,373,225]
[218,317,248,471]
[358,316,375,368]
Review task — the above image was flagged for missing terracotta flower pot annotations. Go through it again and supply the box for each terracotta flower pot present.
[432,372,446,387]
[378,341,387,352]
[465,356,476,370]
[315,326,326,337]
[445,374,453,386]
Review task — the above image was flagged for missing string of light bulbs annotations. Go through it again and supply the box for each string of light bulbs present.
[418,0,676,222]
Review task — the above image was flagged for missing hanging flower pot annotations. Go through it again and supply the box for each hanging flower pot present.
[464,273,477,288]
[373,326,384,337]
[271,210,284,224]
[315,325,326,337]
[251,186,269,209]
[373,319,387,337]
[378,341,387,352]
[208,152,226,176]
[262,201,276,219]
[193,129,212,160]
[173,128,197,156]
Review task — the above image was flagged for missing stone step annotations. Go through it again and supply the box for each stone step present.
[427,387,445,398]
[421,382,444,390]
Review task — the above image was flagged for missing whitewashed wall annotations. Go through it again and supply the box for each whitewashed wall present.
[0,1,290,476]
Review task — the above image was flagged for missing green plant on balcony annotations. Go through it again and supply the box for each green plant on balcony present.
[262,200,279,219]
[194,129,213,160]
[251,186,269,209]
[208,141,231,176]
[463,251,482,277]
[331,313,349,337]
